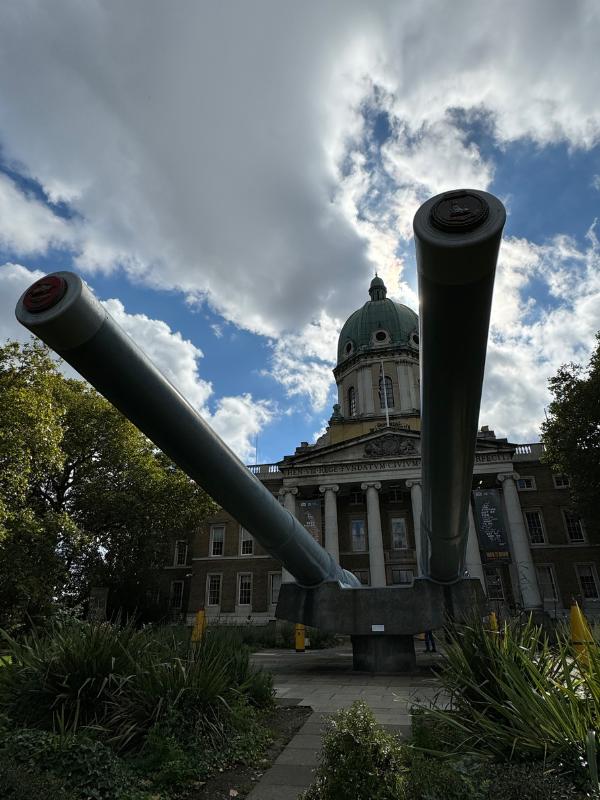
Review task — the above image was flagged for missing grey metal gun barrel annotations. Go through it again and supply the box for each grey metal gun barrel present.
[413,189,506,584]
[15,272,358,589]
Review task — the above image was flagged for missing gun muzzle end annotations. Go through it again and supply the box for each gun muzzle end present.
[16,271,107,353]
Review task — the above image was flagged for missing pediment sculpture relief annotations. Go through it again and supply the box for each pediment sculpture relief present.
[364,435,417,457]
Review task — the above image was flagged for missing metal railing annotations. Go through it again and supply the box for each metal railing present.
[247,463,282,476]
[513,442,546,460]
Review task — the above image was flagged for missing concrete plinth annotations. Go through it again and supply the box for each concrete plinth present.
[275,577,486,673]
[351,634,416,673]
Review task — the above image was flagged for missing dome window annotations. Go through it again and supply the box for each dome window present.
[379,375,394,409]
[373,329,390,345]
[410,331,420,349]
[344,341,354,356]
[348,386,357,417]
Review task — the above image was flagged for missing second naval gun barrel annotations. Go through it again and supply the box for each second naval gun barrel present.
[413,189,506,584]
[15,272,359,589]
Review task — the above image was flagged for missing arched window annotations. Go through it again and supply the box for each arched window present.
[379,375,394,409]
[348,386,357,416]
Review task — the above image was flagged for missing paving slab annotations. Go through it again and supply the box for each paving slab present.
[275,747,320,766]
[247,644,442,799]
[247,785,304,800]
[286,733,324,749]
[260,764,315,786]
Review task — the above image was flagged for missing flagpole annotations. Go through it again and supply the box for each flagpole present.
[380,359,390,427]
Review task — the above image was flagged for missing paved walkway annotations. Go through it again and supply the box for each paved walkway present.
[247,643,443,800]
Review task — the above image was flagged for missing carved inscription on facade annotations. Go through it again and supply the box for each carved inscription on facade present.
[281,451,509,478]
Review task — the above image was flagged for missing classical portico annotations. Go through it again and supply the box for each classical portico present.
[277,424,523,594]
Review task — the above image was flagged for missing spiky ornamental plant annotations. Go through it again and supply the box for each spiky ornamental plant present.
[417,616,600,787]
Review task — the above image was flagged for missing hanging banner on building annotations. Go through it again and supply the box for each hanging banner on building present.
[472,489,511,564]
[297,499,323,546]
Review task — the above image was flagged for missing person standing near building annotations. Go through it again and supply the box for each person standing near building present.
[424,630,436,652]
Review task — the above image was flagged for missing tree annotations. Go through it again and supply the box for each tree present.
[541,332,600,536]
[0,339,218,630]
[0,340,67,630]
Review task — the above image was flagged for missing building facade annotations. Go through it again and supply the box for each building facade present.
[161,278,600,624]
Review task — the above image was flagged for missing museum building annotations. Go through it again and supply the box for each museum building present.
[161,277,600,623]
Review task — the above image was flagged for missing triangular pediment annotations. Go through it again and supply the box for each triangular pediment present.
[281,427,513,469]
[282,428,422,467]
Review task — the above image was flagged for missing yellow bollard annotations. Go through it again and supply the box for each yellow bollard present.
[191,609,207,643]
[570,602,594,666]
[295,623,306,653]
[489,611,498,632]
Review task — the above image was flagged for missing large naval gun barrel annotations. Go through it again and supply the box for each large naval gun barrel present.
[413,189,506,584]
[15,272,359,589]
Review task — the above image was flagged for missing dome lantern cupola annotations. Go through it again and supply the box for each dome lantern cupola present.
[368,275,387,301]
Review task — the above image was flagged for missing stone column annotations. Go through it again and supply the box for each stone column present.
[361,481,386,587]
[465,505,486,589]
[406,479,424,576]
[319,484,340,563]
[498,472,542,609]
[278,487,298,584]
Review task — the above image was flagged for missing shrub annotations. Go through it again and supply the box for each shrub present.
[0,727,141,800]
[419,615,600,777]
[484,762,584,800]
[0,619,148,732]
[207,622,340,650]
[302,701,405,800]
[399,750,488,800]
[0,619,275,752]
[0,751,77,800]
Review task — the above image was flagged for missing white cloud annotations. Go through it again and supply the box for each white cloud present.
[209,394,274,463]
[1,2,597,335]
[0,262,46,342]
[267,311,340,413]
[1,2,600,444]
[0,174,73,255]
[0,263,273,461]
[481,224,600,441]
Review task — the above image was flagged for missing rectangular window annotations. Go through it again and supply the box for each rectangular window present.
[577,565,600,600]
[524,510,545,544]
[536,565,558,601]
[207,574,222,606]
[351,519,367,551]
[485,567,505,601]
[516,476,536,491]
[240,528,254,555]
[349,491,364,505]
[391,518,408,550]
[387,487,403,503]
[210,525,225,556]
[174,540,188,566]
[269,572,282,605]
[564,510,585,542]
[170,580,184,609]
[352,569,370,585]
[553,474,570,489]
[391,568,414,585]
[238,573,252,606]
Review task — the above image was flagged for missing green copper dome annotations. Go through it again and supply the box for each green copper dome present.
[337,277,419,363]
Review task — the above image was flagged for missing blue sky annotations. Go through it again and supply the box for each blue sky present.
[1,1,599,461]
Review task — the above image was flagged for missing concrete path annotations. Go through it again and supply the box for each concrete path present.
[247,643,444,800]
